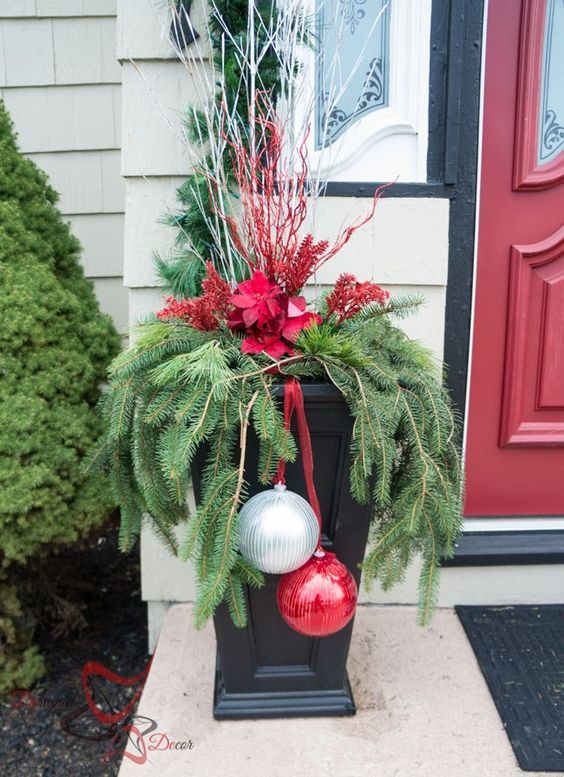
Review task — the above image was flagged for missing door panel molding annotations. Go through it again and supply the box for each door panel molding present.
[514,0,564,190]
[500,225,564,446]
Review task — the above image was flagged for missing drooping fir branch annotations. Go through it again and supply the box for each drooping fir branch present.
[91,295,463,628]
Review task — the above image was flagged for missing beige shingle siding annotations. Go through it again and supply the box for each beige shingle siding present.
[118,0,214,341]
[117,0,210,61]
[121,61,198,177]
[0,17,121,86]
[25,149,124,213]
[123,175,184,289]
[0,1,117,18]
[0,5,125,333]
[69,212,123,275]
[37,0,117,16]
[2,85,121,150]
[0,1,37,17]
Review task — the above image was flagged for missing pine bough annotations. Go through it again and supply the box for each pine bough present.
[90,298,463,629]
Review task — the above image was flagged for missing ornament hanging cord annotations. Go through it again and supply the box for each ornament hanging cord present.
[276,377,324,554]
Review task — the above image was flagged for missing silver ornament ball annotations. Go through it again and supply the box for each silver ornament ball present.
[238,483,319,574]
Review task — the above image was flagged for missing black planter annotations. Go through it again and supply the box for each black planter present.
[192,383,373,719]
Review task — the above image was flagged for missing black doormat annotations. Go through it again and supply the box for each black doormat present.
[456,605,564,772]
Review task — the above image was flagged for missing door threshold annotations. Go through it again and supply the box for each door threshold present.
[442,530,564,566]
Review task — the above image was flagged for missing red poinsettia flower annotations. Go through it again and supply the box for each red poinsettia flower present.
[228,271,284,330]
[280,295,322,342]
[241,333,289,359]
[228,270,321,357]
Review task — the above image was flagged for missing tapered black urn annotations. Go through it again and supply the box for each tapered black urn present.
[192,384,373,719]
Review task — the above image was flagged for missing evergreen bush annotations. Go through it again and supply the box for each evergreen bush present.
[0,102,120,690]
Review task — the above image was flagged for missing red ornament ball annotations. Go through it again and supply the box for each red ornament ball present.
[276,550,358,637]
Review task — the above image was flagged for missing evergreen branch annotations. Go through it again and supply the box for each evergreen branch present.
[81,434,111,475]
[108,375,138,441]
[194,390,259,625]
[234,556,265,588]
[258,439,274,484]
[349,294,424,323]
[180,470,239,561]
[419,512,438,626]
[144,386,185,425]
[226,573,247,628]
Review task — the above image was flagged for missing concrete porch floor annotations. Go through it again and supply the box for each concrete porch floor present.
[118,604,548,777]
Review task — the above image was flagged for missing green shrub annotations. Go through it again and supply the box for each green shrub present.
[0,571,45,696]
[0,102,120,690]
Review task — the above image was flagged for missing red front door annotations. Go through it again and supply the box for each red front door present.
[465,0,564,515]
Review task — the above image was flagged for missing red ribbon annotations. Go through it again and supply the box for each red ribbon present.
[81,658,152,725]
[276,377,322,549]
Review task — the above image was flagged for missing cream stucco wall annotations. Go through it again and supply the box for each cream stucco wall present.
[0,0,126,333]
